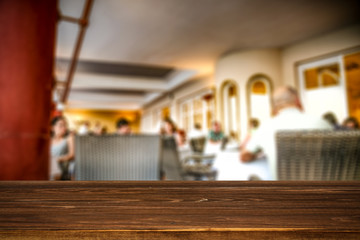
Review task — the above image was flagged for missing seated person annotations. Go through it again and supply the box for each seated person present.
[50,116,74,180]
[116,118,132,135]
[342,117,359,130]
[322,112,341,130]
[188,123,205,139]
[78,121,91,135]
[241,86,332,180]
[240,118,260,151]
[208,121,224,144]
[93,121,105,135]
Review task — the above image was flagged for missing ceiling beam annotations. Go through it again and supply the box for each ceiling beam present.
[66,101,141,111]
[167,69,198,89]
[68,91,144,103]
[70,73,168,92]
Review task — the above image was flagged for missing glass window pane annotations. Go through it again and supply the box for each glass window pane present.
[184,116,189,131]
[194,113,202,126]
[304,68,319,89]
[252,81,267,94]
[248,78,272,130]
[193,99,202,112]
[344,52,360,124]
[320,64,339,87]
[182,104,188,113]
[304,64,339,90]
[206,110,213,129]
[228,85,236,97]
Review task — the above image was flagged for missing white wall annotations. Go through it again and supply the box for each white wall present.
[215,49,282,140]
[140,113,153,133]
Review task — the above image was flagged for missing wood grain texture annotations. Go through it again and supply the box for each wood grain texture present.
[0,181,359,239]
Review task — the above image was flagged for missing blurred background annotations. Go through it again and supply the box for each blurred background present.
[0,0,359,180]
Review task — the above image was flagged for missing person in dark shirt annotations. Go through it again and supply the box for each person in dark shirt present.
[116,118,132,135]
[322,112,341,130]
[342,117,359,130]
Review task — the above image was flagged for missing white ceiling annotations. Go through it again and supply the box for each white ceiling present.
[55,0,360,111]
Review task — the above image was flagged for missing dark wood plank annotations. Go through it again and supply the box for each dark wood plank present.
[0,181,359,239]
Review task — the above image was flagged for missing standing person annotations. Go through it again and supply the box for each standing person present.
[50,116,74,180]
[162,118,183,146]
[241,86,332,180]
[116,118,132,135]
[162,118,177,136]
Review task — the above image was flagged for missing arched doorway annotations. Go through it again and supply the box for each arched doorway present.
[247,74,273,130]
[220,80,240,140]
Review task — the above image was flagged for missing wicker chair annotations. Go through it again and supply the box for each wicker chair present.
[276,130,360,180]
[161,136,217,180]
[160,137,185,180]
[190,137,206,153]
[75,134,161,180]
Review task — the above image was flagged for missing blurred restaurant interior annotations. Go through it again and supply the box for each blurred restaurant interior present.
[0,0,360,181]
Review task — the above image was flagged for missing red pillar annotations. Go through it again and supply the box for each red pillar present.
[0,0,58,180]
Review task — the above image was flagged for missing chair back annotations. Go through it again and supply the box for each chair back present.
[75,134,161,180]
[276,130,360,180]
[160,136,184,180]
[190,137,206,153]
[221,136,229,150]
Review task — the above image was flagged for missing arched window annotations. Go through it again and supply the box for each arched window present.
[247,75,272,130]
[220,80,239,139]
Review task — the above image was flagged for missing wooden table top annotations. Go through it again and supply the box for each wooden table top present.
[0,181,359,239]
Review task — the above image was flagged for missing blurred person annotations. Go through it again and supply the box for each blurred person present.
[162,118,183,146]
[101,126,108,135]
[240,118,260,151]
[208,121,224,144]
[78,121,90,135]
[116,118,132,135]
[162,118,177,136]
[342,117,359,130]
[249,118,260,132]
[93,121,103,135]
[188,123,205,139]
[241,86,332,180]
[323,112,341,130]
[177,129,187,146]
[50,116,74,180]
